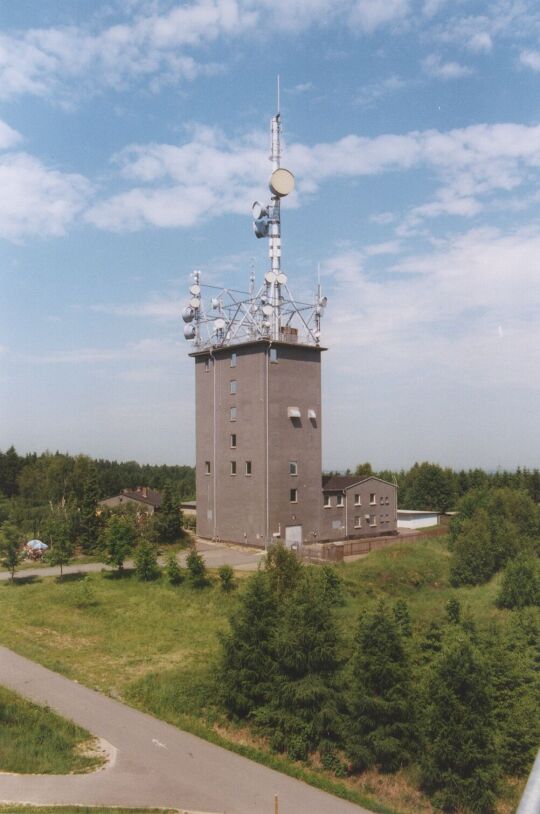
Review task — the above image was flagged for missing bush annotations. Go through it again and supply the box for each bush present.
[134,539,160,581]
[496,555,540,609]
[186,548,210,588]
[165,552,184,585]
[450,509,495,587]
[218,564,236,592]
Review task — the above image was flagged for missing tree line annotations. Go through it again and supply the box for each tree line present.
[218,544,539,814]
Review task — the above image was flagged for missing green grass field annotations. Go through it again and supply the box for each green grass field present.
[0,538,527,813]
[0,685,104,774]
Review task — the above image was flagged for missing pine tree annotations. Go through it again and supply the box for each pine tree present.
[256,570,344,763]
[186,547,209,588]
[445,597,461,624]
[78,468,101,553]
[421,636,499,814]
[347,602,416,772]
[218,564,237,592]
[134,538,160,581]
[218,571,278,717]
[165,551,184,585]
[154,484,184,545]
[264,542,302,599]
[393,599,412,636]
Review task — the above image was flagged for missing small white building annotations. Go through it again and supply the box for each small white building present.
[397,509,439,530]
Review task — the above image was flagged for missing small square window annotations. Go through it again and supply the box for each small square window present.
[230,406,237,421]
[289,461,298,476]
[354,493,361,506]
[205,461,211,475]
[230,379,237,395]
[324,495,331,508]
[337,495,344,507]
[370,493,376,505]
[290,488,298,503]
[230,433,237,449]
[245,460,252,476]
[230,460,237,475]
[270,348,278,363]
[231,352,237,368]
[354,516,362,528]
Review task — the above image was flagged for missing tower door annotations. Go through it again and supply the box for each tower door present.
[285,525,303,549]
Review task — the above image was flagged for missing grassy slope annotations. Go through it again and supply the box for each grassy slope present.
[0,685,103,774]
[0,540,526,813]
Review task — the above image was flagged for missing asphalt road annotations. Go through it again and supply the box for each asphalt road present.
[0,540,264,583]
[0,646,372,814]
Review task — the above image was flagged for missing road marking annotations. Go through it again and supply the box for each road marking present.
[152,738,167,749]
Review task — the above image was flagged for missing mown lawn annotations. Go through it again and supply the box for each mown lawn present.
[0,685,103,774]
[0,539,526,814]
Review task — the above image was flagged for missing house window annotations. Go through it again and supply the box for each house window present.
[370,493,376,505]
[245,461,252,476]
[380,496,385,505]
[230,379,237,395]
[324,495,331,508]
[289,461,298,476]
[270,348,278,363]
[369,514,377,527]
[205,461,211,475]
[230,406,237,421]
[354,516,362,528]
[230,433,237,449]
[337,495,344,507]
[231,352,237,368]
[354,493,361,506]
[230,460,237,475]
[290,488,298,503]
[385,496,390,505]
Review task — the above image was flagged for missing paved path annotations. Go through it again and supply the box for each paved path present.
[0,647,371,814]
[0,540,264,583]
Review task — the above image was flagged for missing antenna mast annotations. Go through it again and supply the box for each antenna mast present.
[268,81,283,341]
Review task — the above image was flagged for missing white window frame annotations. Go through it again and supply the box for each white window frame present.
[289,461,298,476]
[269,347,278,363]
[230,379,237,395]
[205,461,211,475]
[370,492,376,505]
[354,493,361,506]
[290,488,298,503]
[324,495,331,508]
[245,460,252,476]
[230,352,237,368]
[230,460,237,476]
[336,494,345,508]
[230,433,237,449]
[369,514,377,527]
[354,516,362,528]
[230,406,237,421]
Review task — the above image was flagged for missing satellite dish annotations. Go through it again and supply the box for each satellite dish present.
[252,201,268,220]
[262,305,273,316]
[319,296,328,307]
[265,271,277,284]
[189,297,200,309]
[190,284,201,296]
[211,298,220,309]
[262,320,270,329]
[277,273,287,285]
[269,168,295,197]
[253,219,269,239]
[214,318,226,331]
[183,324,196,340]
[182,306,195,323]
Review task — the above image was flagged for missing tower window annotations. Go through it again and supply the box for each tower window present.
[290,488,298,503]
[230,433,237,449]
[289,461,298,476]
[245,460,252,476]
[230,461,237,475]
[270,348,278,363]
[337,495,344,507]
[230,379,237,395]
[230,406,237,421]
[205,461,211,475]
[231,352,237,368]
[354,493,361,506]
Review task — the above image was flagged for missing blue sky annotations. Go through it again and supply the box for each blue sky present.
[1,0,540,471]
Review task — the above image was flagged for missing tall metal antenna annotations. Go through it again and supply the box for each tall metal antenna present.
[182,97,327,350]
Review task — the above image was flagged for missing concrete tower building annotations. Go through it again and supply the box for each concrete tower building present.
[183,103,328,547]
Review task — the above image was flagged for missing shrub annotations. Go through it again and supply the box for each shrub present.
[218,564,236,592]
[165,552,184,585]
[134,539,161,581]
[186,548,210,588]
[450,509,495,587]
[496,555,540,609]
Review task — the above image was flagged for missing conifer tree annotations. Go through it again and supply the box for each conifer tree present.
[219,571,278,717]
[218,564,237,592]
[347,602,415,772]
[496,554,540,609]
[256,570,344,762]
[134,538,160,581]
[186,547,209,588]
[165,551,183,585]
[264,542,302,599]
[445,597,461,625]
[421,636,498,813]
[393,599,412,636]
[154,484,183,545]
[78,468,101,553]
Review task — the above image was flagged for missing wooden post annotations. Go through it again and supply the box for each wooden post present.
[274,794,279,814]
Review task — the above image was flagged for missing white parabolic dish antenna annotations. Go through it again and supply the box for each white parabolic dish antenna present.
[269,168,295,197]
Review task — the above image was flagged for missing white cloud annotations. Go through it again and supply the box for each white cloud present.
[349,0,409,33]
[87,120,540,232]
[0,120,22,150]
[0,153,91,240]
[422,53,473,79]
[467,32,492,52]
[520,49,540,71]
[354,75,405,107]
